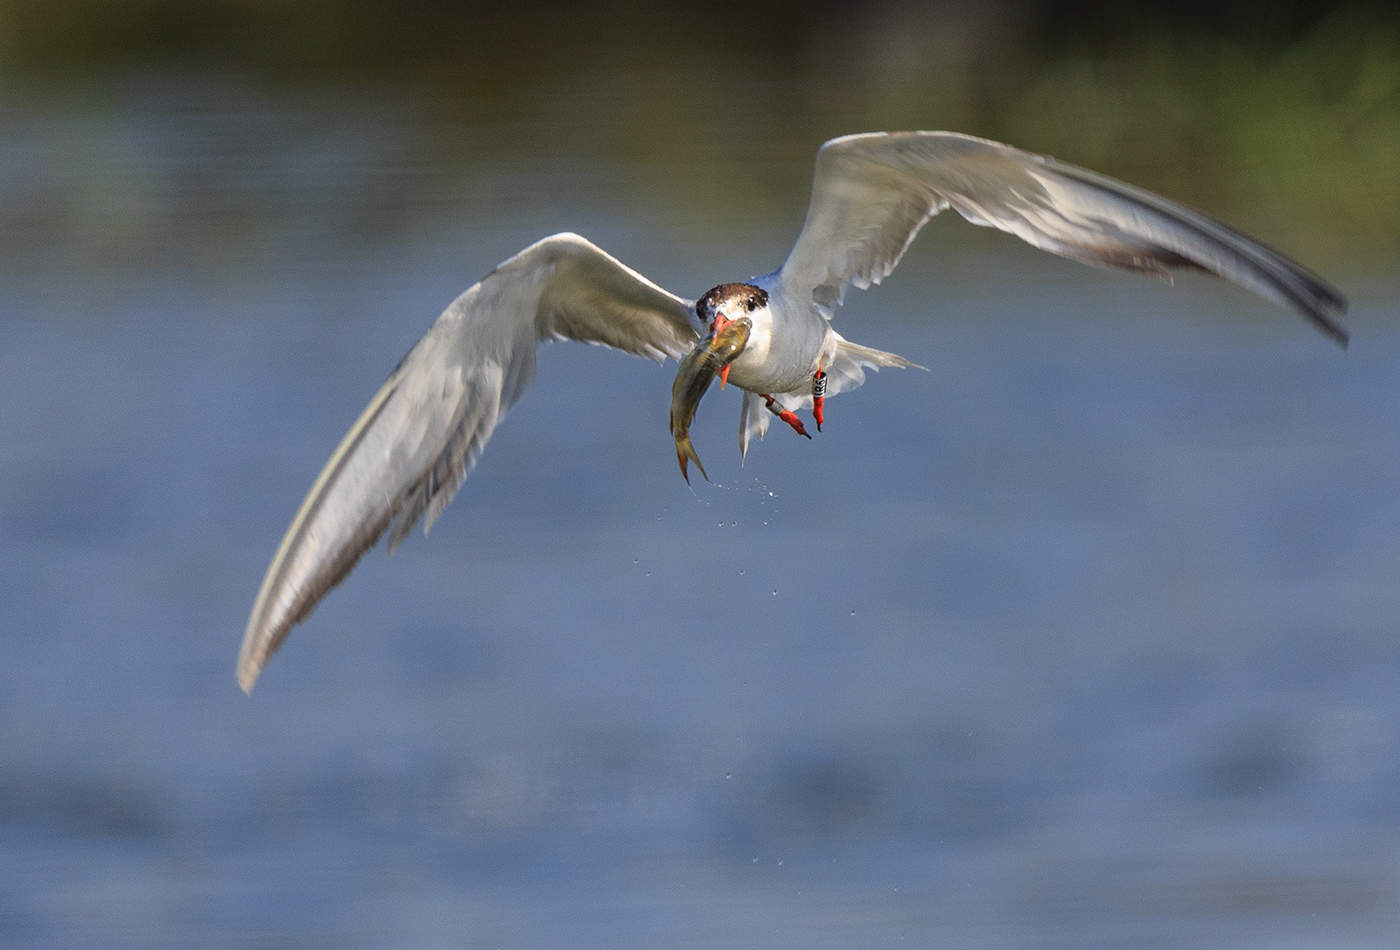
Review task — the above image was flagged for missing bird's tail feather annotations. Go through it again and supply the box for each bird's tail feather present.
[834,338,923,372]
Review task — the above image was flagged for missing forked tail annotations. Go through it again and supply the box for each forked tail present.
[834,338,922,372]
[674,432,708,484]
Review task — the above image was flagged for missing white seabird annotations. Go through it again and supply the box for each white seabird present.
[236,130,1348,691]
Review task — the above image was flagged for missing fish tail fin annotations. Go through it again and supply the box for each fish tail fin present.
[674,433,708,484]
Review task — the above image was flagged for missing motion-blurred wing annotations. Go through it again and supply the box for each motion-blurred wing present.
[237,232,696,691]
[778,131,1347,344]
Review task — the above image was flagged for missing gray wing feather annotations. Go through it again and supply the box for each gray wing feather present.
[779,132,1347,345]
[236,232,696,691]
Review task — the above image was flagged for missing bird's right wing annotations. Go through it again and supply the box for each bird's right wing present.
[237,232,697,691]
[778,132,1347,345]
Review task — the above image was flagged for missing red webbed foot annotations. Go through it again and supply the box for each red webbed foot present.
[762,394,811,439]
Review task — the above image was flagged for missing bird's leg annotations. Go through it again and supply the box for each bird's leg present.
[811,366,826,431]
[762,394,811,439]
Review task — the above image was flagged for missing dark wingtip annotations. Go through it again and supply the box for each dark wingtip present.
[1302,293,1349,350]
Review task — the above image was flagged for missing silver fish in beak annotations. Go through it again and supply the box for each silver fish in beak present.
[669,317,751,483]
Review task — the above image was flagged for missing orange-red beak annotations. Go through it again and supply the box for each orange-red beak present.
[709,313,734,387]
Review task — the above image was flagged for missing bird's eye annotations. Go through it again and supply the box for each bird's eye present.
[746,298,756,312]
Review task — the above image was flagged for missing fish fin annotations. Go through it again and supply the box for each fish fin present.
[675,433,708,483]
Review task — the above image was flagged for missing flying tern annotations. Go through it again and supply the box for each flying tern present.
[236,130,1348,692]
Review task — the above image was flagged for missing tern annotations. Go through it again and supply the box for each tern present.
[236,131,1347,692]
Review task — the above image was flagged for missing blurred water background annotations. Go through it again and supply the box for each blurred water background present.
[3,2,1400,947]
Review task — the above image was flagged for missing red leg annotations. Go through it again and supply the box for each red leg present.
[762,394,811,439]
[811,366,826,431]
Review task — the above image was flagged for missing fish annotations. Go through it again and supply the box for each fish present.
[669,317,751,483]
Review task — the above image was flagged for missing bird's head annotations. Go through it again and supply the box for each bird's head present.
[696,282,768,335]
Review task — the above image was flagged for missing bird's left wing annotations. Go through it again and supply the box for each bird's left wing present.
[778,131,1347,345]
[237,232,696,691]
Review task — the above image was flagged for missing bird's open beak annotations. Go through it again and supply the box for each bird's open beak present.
[709,312,736,387]
[670,317,751,483]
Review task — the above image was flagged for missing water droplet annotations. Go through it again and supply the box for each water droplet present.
[849,608,856,617]
[730,520,737,527]
[645,569,653,577]
[737,568,745,576]
[771,588,778,597]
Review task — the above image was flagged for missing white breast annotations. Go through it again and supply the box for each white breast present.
[725,283,830,394]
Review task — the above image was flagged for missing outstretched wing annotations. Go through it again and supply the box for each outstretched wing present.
[778,131,1348,345]
[237,232,697,691]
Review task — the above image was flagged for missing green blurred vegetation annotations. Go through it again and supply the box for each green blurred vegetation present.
[1,0,1396,255]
